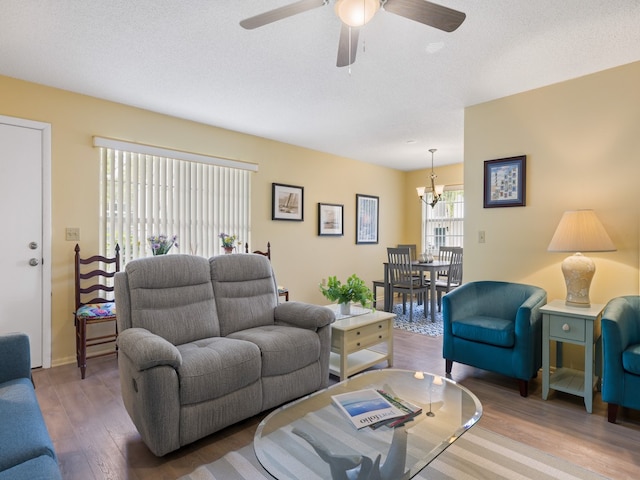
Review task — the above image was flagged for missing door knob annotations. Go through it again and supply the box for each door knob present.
[29,258,39,266]
[29,241,38,250]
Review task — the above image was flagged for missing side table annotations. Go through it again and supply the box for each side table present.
[541,299,604,413]
[328,305,395,381]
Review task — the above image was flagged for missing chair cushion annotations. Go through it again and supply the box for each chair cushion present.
[228,325,321,377]
[622,344,640,375]
[176,338,261,405]
[452,316,515,348]
[75,302,115,318]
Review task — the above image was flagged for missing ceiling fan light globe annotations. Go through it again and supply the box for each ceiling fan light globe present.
[335,0,380,27]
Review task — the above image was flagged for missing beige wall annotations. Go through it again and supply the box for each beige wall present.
[1,75,405,366]
[3,60,639,367]
[463,61,640,306]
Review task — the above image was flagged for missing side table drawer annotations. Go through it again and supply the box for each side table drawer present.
[549,314,585,342]
[346,321,389,349]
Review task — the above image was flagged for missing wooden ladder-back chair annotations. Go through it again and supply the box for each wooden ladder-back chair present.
[74,243,120,379]
[244,242,289,301]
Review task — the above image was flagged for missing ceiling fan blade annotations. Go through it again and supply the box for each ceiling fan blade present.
[336,23,360,67]
[240,0,327,30]
[384,0,466,32]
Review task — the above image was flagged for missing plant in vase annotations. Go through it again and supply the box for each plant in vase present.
[147,234,178,255]
[319,274,373,315]
[219,232,238,254]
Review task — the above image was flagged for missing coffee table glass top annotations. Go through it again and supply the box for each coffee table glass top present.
[254,369,482,480]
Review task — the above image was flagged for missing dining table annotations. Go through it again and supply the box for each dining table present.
[383,260,450,322]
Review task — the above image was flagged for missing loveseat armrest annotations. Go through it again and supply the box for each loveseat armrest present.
[274,302,335,330]
[117,328,182,372]
[0,333,31,384]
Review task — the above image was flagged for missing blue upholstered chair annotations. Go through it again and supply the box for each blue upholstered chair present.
[601,296,640,423]
[443,281,547,397]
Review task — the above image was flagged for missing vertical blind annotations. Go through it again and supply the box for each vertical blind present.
[99,147,251,263]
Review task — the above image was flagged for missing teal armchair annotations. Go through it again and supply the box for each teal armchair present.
[601,296,640,423]
[443,281,547,397]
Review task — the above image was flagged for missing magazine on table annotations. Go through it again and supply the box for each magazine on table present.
[371,389,423,429]
[331,388,405,429]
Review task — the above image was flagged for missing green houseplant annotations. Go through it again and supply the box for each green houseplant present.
[319,274,373,314]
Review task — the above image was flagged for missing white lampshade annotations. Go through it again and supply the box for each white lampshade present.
[335,0,380,27]
[548,210,616,307]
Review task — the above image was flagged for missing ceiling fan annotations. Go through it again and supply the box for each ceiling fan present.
[240,0,466,67]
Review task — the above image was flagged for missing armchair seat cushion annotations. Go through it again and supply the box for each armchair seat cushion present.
[452,316,515,348]
[177,338,261,405]
[229,325,321,377]
[622,344,640,375]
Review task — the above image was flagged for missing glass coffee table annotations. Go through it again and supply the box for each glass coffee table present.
[254,369,482,480]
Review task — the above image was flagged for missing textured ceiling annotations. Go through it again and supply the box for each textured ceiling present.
[1,1,639,170]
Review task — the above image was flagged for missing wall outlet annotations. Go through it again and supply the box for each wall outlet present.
[65,227,80,241]
[478,230,486,243]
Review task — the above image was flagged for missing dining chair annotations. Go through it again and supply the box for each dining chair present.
[434,247,463,312]
[245,242,289,301]
[396,244,417,262]
[387,247,429,322]
[74,243,120,379]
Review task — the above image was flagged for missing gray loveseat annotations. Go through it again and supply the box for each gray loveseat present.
[115,253,335,456]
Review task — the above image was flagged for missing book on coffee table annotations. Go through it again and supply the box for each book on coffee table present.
[331,388,405,429]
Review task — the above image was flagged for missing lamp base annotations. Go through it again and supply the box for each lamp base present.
[561,252,595,308]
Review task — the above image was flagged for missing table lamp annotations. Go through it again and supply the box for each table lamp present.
[547,209,616,308]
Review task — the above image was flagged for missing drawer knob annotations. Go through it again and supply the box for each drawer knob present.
[356,331,361,335]
[562,323,570,332]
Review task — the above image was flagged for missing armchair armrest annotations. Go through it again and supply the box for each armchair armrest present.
[0,333,31,384]
[117,328,182,372]
[274,302,335,330]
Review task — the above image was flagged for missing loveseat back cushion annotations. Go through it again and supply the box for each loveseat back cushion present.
[452,316,515,347]
[622,344,640,375]
[125,255,219,345]
[210,254,278,336]
[176,337,261,405]
[228,325,321,377]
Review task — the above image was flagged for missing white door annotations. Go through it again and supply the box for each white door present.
[0,116,51,368]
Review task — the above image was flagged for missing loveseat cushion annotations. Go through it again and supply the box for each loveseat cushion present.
[210,254,278,336]
[622,344,640,375]
[452,316,515,348]
[0,454,62,480]
[176,338,261,405]
[126,255,220,345]
[0,379,57,473]
[228,325,321,377]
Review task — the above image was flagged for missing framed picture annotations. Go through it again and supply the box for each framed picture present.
[318,203,344,236]
[272,183,304,221]
[483,155,526,208]
[356,194,379,244]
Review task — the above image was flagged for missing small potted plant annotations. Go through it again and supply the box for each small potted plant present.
[219,232,238,254]
[147,234,178,255]
[319,274,373,315]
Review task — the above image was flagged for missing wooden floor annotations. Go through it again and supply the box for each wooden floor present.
[33,329,640,480]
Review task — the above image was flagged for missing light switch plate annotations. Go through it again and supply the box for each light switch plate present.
[66,227,80,241]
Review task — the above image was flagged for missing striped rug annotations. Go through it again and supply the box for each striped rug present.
[178,426,608,480]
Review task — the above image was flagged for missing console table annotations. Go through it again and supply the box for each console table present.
[541,299,604,413]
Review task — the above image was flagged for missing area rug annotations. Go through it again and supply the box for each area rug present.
[178,426,608,480]
[392,302,443,336]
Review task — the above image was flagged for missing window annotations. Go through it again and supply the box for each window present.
[97,139,254,263]
[421,188,464,254]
